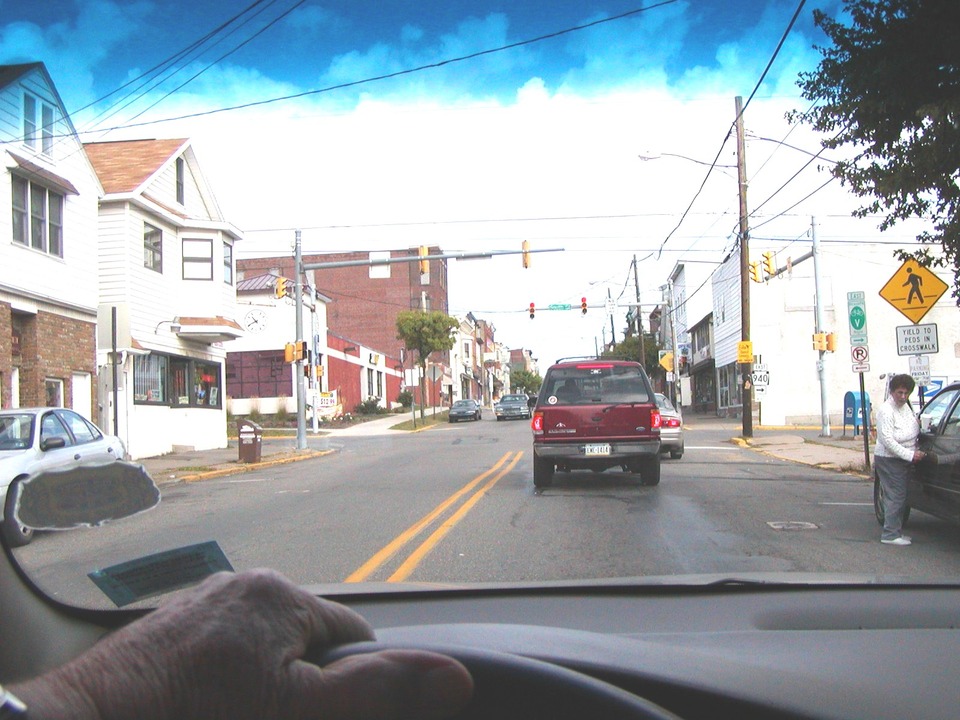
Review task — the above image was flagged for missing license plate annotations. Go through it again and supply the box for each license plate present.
[583,443,611,456]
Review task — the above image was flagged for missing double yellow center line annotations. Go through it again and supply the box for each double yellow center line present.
[345,450,523,583]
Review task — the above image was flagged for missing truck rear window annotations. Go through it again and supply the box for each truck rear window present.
[542,366,651,405]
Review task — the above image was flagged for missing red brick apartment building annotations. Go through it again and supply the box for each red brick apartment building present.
[237,247,450,363]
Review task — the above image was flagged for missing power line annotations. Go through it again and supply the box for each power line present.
[62,1,679,138]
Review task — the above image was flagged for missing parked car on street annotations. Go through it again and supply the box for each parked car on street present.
[0,408,126,547]
[494,393,532,421]
[531,358,661,487]
[448,399,482,423]
[874,382,960,529]
[654,393,684,460]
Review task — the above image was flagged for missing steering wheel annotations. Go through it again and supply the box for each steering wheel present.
[317,641,679,720]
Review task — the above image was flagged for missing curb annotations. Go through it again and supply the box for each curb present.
[176,449,334,482]
[732,436,870,479]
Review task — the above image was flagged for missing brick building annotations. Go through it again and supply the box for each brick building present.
[237,248,449,362]
[0,63,102,416]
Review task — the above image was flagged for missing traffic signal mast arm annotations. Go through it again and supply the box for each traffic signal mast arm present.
[302,247,564,271]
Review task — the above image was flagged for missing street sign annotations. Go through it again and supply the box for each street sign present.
[754,385,767,398]
[659,352,674,371]
[547,303,572,311]
[846,291,868,344]
[909,355,931,385]
[850,345,869,363]
[852,362,871,373]
[896,323,938,356]
[879,260,948,323]
[737,340,753,364]
[751,364,769,387]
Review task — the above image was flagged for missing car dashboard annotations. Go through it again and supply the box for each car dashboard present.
[2,550,957,720]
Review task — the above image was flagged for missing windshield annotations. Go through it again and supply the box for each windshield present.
[2,2,959,611]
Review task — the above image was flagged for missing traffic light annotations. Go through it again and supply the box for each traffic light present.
[522,240,531,269]
[762,251,776,278]
[825,332,836,352]
[529,302,535,319]
[284,342,296,363]
[298,340,307,360]
[750,261,762,283]
[418,246,429,275]
[812,332,827,351]
[581,297,588,315]
[275,277,288,299]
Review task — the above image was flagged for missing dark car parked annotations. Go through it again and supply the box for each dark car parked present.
[874,382,960,529]
[449,399,482,423]
[531,358,661,488]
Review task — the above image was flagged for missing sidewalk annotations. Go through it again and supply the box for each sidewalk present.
[139,412,876,485]
[140,413,410,484]
[690,415,874,477]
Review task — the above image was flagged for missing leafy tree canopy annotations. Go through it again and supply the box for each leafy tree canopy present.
[793,0,960,299]
[510,369,542,394]
[396,310,458,419]
[395,310,458,366]
[601,333,662,376]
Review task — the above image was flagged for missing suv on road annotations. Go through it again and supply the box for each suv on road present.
[531,358,662,488]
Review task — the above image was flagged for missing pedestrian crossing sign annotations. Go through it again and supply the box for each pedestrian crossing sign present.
[878,260,948,323]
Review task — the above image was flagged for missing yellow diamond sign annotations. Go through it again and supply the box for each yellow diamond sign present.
[659,352,674,371]
[879,260,948,324]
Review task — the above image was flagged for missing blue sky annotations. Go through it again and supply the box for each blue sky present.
[5,0,904,366]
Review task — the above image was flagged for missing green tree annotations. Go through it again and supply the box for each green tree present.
[396,310,458,421]
[602,334,662,376]
[510,369,542,394]
[793,0,960,298]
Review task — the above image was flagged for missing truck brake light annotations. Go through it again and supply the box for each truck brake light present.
[532,412,544,434]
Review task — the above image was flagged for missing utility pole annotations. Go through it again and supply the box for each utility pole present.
[736,95,753,438]
[632,255,646,369]
[607,288,616,349]
[294,230,307,450]
[811,217,831,437]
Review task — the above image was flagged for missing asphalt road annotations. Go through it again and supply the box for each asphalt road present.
[14,417,960,609]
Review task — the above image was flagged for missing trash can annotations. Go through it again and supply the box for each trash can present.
[237,419,262,463]
[843,391,871,436]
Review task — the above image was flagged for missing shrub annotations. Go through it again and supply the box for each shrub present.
[355,397,384,415]
[397,390,413,408]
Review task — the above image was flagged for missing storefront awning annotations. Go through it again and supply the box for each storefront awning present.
[174,316,244,344]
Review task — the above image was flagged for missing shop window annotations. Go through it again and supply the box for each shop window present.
[139,355,221,409]
[134,355,167,402]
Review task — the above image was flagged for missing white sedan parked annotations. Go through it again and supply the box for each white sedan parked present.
[0,407,126,546]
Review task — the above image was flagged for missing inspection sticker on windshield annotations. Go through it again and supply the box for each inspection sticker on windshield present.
[88,541,234,607]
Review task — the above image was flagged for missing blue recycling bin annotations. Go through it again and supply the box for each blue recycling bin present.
[843,391,871,436]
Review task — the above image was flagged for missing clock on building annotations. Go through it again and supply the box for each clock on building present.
[243,309,268,333]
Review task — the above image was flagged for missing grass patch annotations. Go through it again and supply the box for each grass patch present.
[390,410,450,431]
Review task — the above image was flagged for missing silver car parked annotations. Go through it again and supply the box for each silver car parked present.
[655,393,684,460]
[0,407,126,546]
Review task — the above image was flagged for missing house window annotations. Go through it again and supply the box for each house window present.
[144,223,162,272]
[45,378,63,407]
[367,368,375,397]
[41,103,54,155]
[182,238,213,280]
[12,175,64,257]
[23,95,36,149]
[22,94,55,157]
[137,354,221,408]
[223,242,233,285]
[176,157,185,204]
[377,371,383,398]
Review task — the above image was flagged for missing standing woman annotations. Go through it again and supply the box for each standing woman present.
[874,373,926,546]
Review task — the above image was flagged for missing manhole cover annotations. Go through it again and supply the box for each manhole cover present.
[766,521,819,531]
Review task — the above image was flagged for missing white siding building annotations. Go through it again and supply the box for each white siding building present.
[85,139,243,459]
